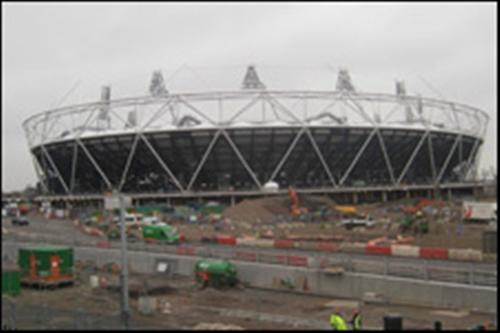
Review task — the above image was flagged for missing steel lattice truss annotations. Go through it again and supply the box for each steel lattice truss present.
[22,90,489,195]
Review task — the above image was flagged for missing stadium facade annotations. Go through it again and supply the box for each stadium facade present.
[23,67,489,198]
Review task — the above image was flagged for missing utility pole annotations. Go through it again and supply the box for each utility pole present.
[117,190,130,329]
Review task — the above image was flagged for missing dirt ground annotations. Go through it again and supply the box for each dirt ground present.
[3,272,495,330]
[2,194,493,252]
[173,196,490,250]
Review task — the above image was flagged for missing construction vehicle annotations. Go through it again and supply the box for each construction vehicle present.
[106,224,142,242]
[401,198,444,215]
[463,201,497,222]
[194,260,238,289]
[399,213,429,235]
[142,224,180,244]
[288,186,308,216]
[335,205,358,215]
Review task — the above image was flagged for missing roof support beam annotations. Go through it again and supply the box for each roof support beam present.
[70,142,78,193]
[397,131,429,184]
[268,127,306,182]
[221,130,262,188]
[376,131,396,185]
[30,152,49,193]
[187,130,222,190]
[40,145,70,194]
[463,138,481,180]
[436,134,462,184]
[118,135,141,191]
[139,133,185,192]
[305,129,337,187]
[339,129,377,186]
[76,139,113,189]
[428,134,437,184]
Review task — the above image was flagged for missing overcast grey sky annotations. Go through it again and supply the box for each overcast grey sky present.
[2,2,497,191]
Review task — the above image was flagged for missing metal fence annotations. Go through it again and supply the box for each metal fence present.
[0,298,175,330]
[3,232,497,288]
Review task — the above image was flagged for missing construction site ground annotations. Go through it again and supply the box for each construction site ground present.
[179,196,491,250]
[2,272,495,330]
[2,194,495,256]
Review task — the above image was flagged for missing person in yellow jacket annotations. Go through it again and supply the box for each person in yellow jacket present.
[330,311,348,330]
[350,310,362,330]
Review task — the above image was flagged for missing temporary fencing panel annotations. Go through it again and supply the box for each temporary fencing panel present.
[419,247,448,260]
[390,245,419,257]
[365,245,391,256]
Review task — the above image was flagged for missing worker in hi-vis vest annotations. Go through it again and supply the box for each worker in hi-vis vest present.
[350,310,362,330]
[330,311,348,330]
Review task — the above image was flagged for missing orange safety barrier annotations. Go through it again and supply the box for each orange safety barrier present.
[419,247,448,260]
[316,242,338,251]
[365,245,392,256]
[287,255,308,267]
[274,239,295,249]
[216,235,236,245]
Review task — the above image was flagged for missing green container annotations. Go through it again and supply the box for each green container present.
[18,246,74,277]
[201,204,225,215]
[142,224,179,243]
[194,260,238,287]
[2,269,21,296]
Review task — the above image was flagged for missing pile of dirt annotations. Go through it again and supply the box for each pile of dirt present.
[222,196,290,224]
[222,195,336,224]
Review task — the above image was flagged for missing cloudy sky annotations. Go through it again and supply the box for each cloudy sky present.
[2,2,497,191]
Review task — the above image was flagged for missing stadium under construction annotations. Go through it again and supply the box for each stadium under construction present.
[22,66,490,206]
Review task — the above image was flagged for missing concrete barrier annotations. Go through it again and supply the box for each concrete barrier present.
[365,245,391,256]
[391,245,419,258]
[216,235,236,246]
[419,247,448,260]
[274,240,295,249]
[251,239,274,248]
[316,242,338,252]
[286,256,308,267]
[449,248,483,262]
[297,241,317,250]
[340,242,366,254]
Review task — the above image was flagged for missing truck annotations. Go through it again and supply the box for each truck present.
[194,260,238,289]
[463,201,497,222]
[142,224,180,244]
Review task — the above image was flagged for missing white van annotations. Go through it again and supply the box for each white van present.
[124,213,143,227]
